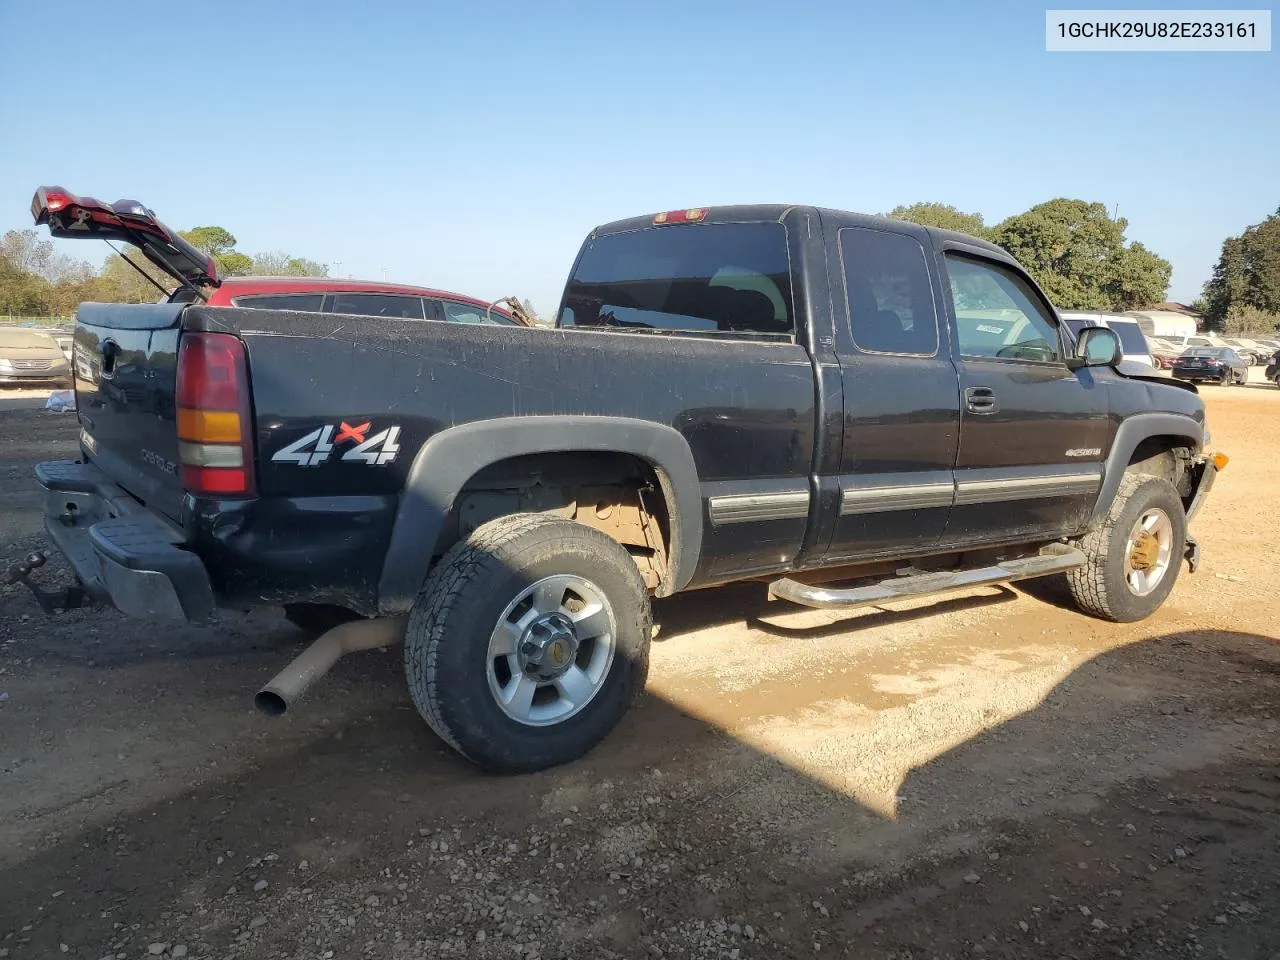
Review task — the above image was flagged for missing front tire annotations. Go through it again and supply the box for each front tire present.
[1066,474,1186,623]
[405,513,652,773]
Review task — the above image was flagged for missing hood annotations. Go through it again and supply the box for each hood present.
[31,186,219,290]
[1115,359,1199,394]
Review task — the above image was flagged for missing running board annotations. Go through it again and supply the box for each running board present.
[767,546,1087,611]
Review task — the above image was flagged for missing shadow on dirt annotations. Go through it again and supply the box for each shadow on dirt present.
[2,620,1276,959]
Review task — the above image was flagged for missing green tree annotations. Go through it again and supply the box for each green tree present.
[1203,209,1280,332]
[250,251,329,277]
[885,202,987,239]
[989,199,1170,311]
[179,226,238,257]
[178,226,258,277]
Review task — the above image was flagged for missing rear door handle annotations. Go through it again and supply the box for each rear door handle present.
[964,386,998,414]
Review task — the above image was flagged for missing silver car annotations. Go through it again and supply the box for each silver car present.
[0,328,73,387]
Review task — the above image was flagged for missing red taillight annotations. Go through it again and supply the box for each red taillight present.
[653,208,708,225]
[176,332,255,497]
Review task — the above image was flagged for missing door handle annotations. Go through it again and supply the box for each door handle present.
[964,386,997,414]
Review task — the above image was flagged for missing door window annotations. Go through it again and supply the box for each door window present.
[945,255,1062,363]
[328,293,426,319]
[231,293,326,312]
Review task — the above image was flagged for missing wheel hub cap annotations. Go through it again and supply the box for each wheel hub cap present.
[518,612,579,682]
[1128,531,1159,571]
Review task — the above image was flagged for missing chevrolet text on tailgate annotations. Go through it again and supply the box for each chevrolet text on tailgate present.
[20,193,1226,773]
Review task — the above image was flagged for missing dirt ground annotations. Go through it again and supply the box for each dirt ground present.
[2,377,1278,960]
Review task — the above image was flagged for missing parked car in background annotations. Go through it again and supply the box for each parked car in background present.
[1147,337,1182,369]
[1158,333,1220,353]
[1059,311,1154,368]
[1221,338,1267,365]
[1246,337,1280,366]
[180,276,527,326]
[0,327,73,387]
[1265,350,1280,387]
[1170,347,1249,385]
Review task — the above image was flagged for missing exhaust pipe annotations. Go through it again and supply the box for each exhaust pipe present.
[255,615,407,716]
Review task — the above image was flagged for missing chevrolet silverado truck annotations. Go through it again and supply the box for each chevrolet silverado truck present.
[22,197,1225,773]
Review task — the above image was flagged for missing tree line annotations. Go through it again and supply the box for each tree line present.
[888,198,1280,336]
[885,199,1171,313]
[0,225,327,319]
[1200,208,1280,336]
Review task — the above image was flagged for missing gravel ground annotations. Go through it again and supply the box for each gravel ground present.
[1,379,1278,960]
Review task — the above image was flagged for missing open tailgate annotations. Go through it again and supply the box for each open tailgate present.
[31,186,220,290]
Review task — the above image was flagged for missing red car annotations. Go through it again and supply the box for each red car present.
[31,186,530,326]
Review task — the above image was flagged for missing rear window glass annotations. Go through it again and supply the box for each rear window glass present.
[1183,347,1226,357]
[559,222,793,338]
[329,293,425,320]
[1108,321,1148,354]
[233,293,326,312]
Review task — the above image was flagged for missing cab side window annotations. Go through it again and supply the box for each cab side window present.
[839,227,938,355]
[945,255,1062,364]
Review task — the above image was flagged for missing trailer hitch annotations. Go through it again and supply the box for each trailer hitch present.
[1,551,92,615]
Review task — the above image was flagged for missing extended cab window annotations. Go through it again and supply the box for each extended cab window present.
[559,222,792,338]
[945,255,1062,363]
[840,227,938,355]
[232,293,326,312]
[329,293,425,320]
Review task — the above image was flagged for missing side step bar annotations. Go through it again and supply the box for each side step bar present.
[768,546,1086,611]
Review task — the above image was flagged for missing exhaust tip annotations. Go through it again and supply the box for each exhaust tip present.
[254,689,289,717]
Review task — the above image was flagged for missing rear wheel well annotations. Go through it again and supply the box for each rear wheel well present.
[440,451,673,592]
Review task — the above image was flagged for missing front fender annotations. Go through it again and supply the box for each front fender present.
[376,416,704,614]
[1090,412,1204,525]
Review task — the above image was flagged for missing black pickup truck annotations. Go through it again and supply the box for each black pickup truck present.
[25,197,1225,773]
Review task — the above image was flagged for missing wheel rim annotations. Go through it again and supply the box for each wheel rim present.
[1123,508,1174,597]
[485,574,617,727]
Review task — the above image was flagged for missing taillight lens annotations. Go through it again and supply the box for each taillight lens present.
[176,332,255,497]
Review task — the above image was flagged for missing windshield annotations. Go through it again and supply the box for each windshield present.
[1108,321,1149,354]
[559,222,793,338]
[0,329,60,350]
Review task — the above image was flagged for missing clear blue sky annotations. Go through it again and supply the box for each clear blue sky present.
[1,1,1275,313]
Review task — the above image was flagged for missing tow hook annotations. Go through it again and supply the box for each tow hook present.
[1,551,92,614]
[1184,535,1201,574]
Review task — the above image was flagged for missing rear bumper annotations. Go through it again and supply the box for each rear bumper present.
[35,459,215,622]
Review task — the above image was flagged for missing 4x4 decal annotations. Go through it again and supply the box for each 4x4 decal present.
[271,421,401,467]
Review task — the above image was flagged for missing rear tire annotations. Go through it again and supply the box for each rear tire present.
[405,513,652,773]
[1066,474,1186,623]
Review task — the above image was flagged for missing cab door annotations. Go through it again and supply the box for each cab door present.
[940,249,1110,543]
[822,224,961,561]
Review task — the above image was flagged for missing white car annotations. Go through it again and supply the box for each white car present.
[1058,311,1155,368]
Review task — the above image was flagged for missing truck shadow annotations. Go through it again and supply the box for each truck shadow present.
[2,624,1276,957]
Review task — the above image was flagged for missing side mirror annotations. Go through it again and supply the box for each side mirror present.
[1067,325,1122,369]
